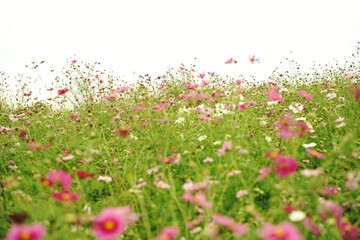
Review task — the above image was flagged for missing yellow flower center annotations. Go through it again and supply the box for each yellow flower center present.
[19,231,31,240]
[61,193,72,201]
[344,224,352,232]
[104,220,115,231]
[274,227,285,238]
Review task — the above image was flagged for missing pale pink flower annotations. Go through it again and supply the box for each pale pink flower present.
[268,88,283,103]
[183,192,212,209]
[93,207,139,240]
[298,90,313,99]
[146,166,159,175]
[326,92,337,99]
[345,172,360,190]
[306,148,325,159]
[336,121,346,128]
[5,223,46,240]
[258,222,302,240]
[154,180,170,189]
[213,214,248,237]
[236,190,249,198]
[198,73,206,79]
[224,58,236,64]
[318,199,343,221]
[273,155,298,178]
[47,170,72,189]
[258,167,271,181]
[217,141,232,156]
[155,226,179,240]
[321,186,339,196]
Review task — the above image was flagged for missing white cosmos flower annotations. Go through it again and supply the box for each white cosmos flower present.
[289,210,306,222]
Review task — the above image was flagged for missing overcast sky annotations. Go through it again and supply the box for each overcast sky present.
[1,0,360,91]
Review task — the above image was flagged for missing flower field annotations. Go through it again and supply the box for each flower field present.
[0,51,359,239]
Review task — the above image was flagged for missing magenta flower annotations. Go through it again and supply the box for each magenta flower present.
[155,226,179,240]
[47,170,72,189]
[258,222,302,240]
[298,90,313,99]
[5,223,46,240]
[213,214,248,237]
[338,221,359,240]
[273,155,298,178]
[93,207,139,240]
[57,88,69,96]
[268,88,283,102]
[51,190,80,202]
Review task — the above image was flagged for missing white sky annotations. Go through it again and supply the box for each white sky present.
[1,0,360,93]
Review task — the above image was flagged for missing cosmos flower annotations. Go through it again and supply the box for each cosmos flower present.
[155,226,179,240]
[273,155,298,178]
[213,214,248,237]
[46,170,72,189]
[93,207,139,240]
[5,223,46,240]
[258,222,302,240]
[298,90,313,99]
[268,88,283,103]
[51,190,80,202]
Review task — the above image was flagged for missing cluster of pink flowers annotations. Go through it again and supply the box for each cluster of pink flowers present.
[274,112,312,140]
[40,170,80,202]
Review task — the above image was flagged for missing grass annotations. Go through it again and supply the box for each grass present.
[0,53,359,239]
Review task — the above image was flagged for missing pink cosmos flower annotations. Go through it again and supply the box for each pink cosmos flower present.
[93,207,139,240]
[183,192,212,209]
[258,222,302,240]
[338,221,359,240]
[155,226,179,240]
[47,170,72,189]
[198,73,206,79]
[318,199,343,221]
[224,58,236,64]
[298,90,313,99]
[258,167,271,181]
[321,186,339,196]
[51,190,80,202]
[273,155,298,178]
[213,214,248,237]
[134,103,146,112]
[5,223,46,240]
[303,217,321,237]
[306,148,325,159]
[268,88,283,102]
[217,141,232,156]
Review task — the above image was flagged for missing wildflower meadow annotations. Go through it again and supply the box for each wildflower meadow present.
[1,44,360,239]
